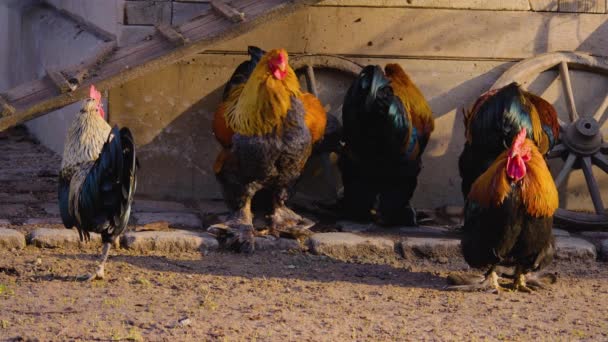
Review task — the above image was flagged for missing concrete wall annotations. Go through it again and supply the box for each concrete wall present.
[108,2,608,210]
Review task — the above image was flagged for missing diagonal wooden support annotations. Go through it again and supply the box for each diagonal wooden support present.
[0,94,16,117]
[0,0,323,131]
[156,24,189,46]
[211,0,246,22]
[46,69,75,94]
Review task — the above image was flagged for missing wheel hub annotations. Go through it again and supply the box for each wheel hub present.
[562,117,603,155]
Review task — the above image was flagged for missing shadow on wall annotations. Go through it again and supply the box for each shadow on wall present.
[132,85,225,202]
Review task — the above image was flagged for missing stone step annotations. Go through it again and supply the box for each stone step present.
[308,232,395,260]
[0,228,26,249]
[399,237,461,262]
[121,230,218,253]
[555,237,597,261]
[132,212,202,228]
[29,228,101,248]
[23,217,63,226]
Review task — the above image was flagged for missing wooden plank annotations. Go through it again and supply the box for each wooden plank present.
[212,6,608,59]
[156,24,189,46]
[124,0,173,25]
[0,95,16,117]
[46,70,74,94]
[211,0,246,22]
[317,0,531,10]
[63,41,118,89]
[559,0,605,13]
[0,0,323,131]
[530,0,559,11]
[172,1,211,25]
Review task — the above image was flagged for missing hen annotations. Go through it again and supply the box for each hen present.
[211,48,324,252]
[339,64,434,225]
[58,86,138,280]
[450,129,558,292]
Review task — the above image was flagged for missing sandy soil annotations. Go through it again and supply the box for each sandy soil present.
[0,247,606,341]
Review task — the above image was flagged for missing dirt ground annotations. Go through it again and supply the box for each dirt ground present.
[0,247,606,341]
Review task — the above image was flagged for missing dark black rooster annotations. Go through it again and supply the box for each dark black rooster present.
[340,65,433,225]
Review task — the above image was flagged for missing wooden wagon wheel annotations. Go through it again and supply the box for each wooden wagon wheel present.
[492,51,608,229]
[289,54,363,202]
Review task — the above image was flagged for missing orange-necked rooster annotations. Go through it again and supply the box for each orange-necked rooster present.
[450,129,558,292]
[459,82,559,199]
[211,48,325,252]
[58,85,138,281]
[339,64,434,225]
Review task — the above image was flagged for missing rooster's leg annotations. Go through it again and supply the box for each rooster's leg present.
[513,267,538,293]
[80,242,111,281]
[269,188,314,240]
[446,268,507,293]
[209,188,256,253]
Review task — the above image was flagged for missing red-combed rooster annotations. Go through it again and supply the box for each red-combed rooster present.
[459,82,559,199]
[449,129,558,292]
[58,85,138,281]
[339,64,434,225]
[210,48,324,252]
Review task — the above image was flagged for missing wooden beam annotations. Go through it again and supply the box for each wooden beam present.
[0,0,322,131]
[46,69,74,94]
[156,24,189,46]
[0,95,16,117]
[64,41,118,90]
[211,0,246,22]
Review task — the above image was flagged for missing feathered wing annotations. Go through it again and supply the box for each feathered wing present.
[58,175,74,228]
[384,63,434,153]
[75,126,137,242]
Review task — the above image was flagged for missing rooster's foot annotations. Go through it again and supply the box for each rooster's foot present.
[446,271,507,293]
[270,206,315,240]
[209,220,255,253]
[78,265,105,282]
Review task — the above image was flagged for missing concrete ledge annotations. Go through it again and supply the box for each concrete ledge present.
[0,228,26,249]
[29,228,101,248]
[23,217,63,226]
[555,237,597,261]
[121,230,219,253]
[308,232,394,259]
[398,237,461,261]
[133,212,202,228]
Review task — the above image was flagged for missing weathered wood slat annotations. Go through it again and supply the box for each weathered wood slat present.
[46,70,74,94]
[211,0,246,22]
[156,24,189,46]
[0,0,322,131]
[0,95,16,117]
[64,41,118,89]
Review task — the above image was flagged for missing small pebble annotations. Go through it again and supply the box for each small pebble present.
[178,318,192,327]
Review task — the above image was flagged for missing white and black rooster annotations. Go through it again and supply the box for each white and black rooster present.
[58,85,138,281]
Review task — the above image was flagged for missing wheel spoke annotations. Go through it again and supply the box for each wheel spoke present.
[304,64,319,98]
[547,143,567,159]
[554,153,577,188]
[593,93,608,122]
[559,61,578,122]
[592,152,608,173]
[581,156,606,215]
[558,118,568,132]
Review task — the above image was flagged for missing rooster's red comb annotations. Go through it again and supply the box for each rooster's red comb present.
[89,85,102,102]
